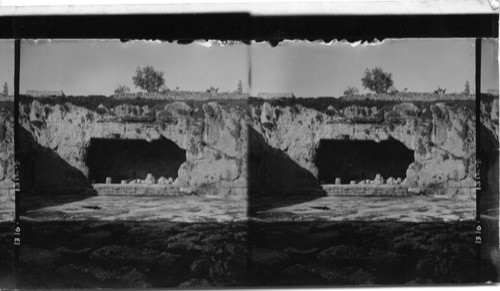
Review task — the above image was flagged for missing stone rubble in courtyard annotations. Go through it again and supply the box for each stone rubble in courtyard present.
[332,176,407,186]
[408,187,422,195]
[157,176,175,185]
[145,173,156,185]
[180,187,193,194]
[100,174,181,189]
[373,173,384,185]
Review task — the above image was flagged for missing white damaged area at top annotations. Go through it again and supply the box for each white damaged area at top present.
[251,39,388,47]
[193,40,248,47]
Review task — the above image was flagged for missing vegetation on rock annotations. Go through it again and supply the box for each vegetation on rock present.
[343,86,359,97]
[361,67,394,94]
[114,85,130,95]
[132,66,165,93]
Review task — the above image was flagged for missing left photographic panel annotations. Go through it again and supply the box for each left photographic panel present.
[0,39,15,288]
[18,39,252,288]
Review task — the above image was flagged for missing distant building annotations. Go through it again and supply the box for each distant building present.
[26,90,64,97]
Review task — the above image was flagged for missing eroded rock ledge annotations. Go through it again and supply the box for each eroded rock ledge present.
[16,97,494,199]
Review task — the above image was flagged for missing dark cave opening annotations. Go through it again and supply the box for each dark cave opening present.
[86,137,186,183]
[315,138,414,184]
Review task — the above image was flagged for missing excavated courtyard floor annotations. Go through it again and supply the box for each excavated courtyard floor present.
[1,193,498,288]
[17,194,475,222]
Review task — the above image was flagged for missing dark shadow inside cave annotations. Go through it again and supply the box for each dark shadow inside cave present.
[86,137,186,183]
[315,137,415,184]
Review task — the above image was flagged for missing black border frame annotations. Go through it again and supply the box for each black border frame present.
[1,13,498,287]
[0,14,498,40]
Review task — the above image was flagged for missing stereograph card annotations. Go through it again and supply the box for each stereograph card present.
[0,7,498,289]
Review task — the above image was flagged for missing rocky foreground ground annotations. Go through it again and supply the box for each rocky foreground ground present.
[1,219,496,288]
[0,194,496,288]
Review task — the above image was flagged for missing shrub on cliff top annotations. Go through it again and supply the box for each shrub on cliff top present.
[114,85,131,95]
[343,86,359,97]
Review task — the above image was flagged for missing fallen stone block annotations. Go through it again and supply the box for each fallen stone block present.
[180,187,194,195]
[408,187,421,195]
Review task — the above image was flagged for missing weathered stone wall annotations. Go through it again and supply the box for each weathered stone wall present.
[19,97,489,198]
[251,101,477,197]
[20,100,249,197]
[480,97,499,197]
[0,106,14,200]
[481,97,499,142]
[247,125,322,198]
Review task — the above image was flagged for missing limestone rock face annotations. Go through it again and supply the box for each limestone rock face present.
[156,102,194,120]
[112,104,155,122]
[249,100,479,195]
[392,102,420,118]
[20,101,248,197]
[0,107,14,199]
[18,98,495,197]
[430,103,475,158]
[481,97,499,142]
[341,105,382,122]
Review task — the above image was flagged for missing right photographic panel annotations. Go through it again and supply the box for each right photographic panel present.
[247,38,499,284]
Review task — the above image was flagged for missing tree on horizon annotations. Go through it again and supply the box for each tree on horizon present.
[132,66,165,93]
[361,67,394,94]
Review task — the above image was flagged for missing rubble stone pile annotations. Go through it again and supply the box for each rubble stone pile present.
[344,174,405,186]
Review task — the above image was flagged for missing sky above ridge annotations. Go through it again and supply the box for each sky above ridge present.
[0,38,497,97]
